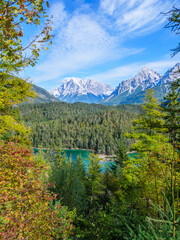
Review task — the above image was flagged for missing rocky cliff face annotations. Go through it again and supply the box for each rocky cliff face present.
[51,78,114,103]
[102,63,180,105]
[50,63,180,105]
[158,63,180,85]
[110,67,161,97]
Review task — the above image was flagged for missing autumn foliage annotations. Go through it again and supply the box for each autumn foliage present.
[0,142,74,239]
[0,0,53,71]
[0,1,75,239]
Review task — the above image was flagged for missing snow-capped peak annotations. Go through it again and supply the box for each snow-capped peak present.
[140,66,151,72]
[63,77,82,84]
[137,67,161,82]
[111,67,161,96]
[159,62,180,84]
[50,63,179,105]
[51,77,114,103]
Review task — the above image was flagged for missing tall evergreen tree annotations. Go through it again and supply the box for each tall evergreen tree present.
[162,78,180,150]
[126,89,167,154]
[86,153,103,210]
[125,89,178,215]
[110,134,129,173]
[48,150,87,214]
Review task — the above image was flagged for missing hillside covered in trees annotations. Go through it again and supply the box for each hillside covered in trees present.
[20,102,142,154]
[1,0,180,239]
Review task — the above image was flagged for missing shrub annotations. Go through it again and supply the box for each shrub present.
[0,142,74,239]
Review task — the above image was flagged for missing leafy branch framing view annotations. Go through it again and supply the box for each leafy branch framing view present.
[0,1,180,239]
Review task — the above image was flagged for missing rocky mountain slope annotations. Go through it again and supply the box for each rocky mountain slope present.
[28,63,179,105]
[51,78,114,103]
[102,63,180,105]
[27,84,59,103]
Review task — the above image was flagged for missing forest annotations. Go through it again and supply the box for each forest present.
[20,103,141,154]
[20,86,180,240]
[0,1,179,239]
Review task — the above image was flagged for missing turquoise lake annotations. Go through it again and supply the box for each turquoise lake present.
[34,149,137,171]
[62,149,109,171]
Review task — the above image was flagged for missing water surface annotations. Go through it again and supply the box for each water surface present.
[34,148,138,171]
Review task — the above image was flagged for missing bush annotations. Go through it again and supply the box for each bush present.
[0,142,74,239]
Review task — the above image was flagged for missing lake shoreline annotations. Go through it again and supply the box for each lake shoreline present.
[33,147,137,163]
[98,151,137,162]
[33,147,93,151]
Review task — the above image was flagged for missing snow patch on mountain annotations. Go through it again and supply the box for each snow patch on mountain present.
[50,63,180,105]
[158,63,180,85]
[108,67,162,99]
[51,78,114,103]
[103,62,180,105]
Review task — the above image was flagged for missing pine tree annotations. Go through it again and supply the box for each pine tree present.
[75,155,86,180]
[48,151,87,214]
[161,78,180,215]
[162,78,180,150]
[111,134,129,173]
[126,89,167,154]
[125,89,177,215]
[74,155,87,214]
[86,153,103,210]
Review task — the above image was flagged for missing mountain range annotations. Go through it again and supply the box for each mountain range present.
[32,63,180,105]
[102,63,180,105]
[51,78,114,104]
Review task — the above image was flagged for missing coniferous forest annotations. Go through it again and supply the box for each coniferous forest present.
[20,103,141,154]
[0,1,180,239]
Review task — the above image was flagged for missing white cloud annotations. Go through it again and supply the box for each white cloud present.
[32,1,146,83]
[33,12,118,81]
[100,0,124,16]
[88,63,143,86]
[100,0,177,35]
[146,59,180,73]
[58,14,115,51]
[49,2,68,30]
[29,0,178,85]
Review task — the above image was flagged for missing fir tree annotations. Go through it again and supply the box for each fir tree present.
[111,134,129,173]
[125,89,178,215]
[86,153,103,210]
[162,78,180,150]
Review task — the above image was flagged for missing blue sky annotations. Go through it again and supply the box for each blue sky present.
[24,0,179,91]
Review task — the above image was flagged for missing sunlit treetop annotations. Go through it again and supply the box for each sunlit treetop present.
[0,0,53,72]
